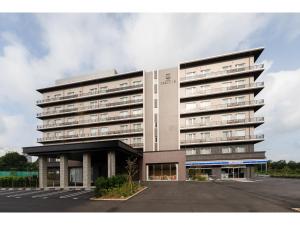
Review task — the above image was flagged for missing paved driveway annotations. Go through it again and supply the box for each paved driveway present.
[0,177,299,212]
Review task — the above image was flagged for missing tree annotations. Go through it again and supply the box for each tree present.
[0,152,28,170]
[125,157,138,192]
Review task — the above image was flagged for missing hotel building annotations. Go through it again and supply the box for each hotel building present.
[23,47,266,189]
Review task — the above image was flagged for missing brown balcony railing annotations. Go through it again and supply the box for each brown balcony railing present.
[181,117,264,129]
[36,83,143,105]
[37,113,143,130]
[182,99,264,114]
[37,128,143,142]
[182,82,264,98]
[36,98,143,117]
[180,134,264,145]
[180,64,264,83]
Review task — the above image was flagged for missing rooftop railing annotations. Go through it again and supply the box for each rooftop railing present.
[182,82,264,99]
[180,134,264,145]
[36,83,143,105]
[181,117,264,129]
[180,64,264,83]
[181,99,264,115]
[37,98,143,117]
[37,128,143,142]
[37,113,143,130]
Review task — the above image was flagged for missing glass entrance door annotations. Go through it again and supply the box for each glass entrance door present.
[221,167,246,179]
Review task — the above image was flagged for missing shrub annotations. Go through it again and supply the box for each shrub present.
[0,176,38,188]
[94,175,127,197]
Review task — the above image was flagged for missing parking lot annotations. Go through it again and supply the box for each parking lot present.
[0,177,299,212]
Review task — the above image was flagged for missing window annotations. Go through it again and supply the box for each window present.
[200,116,210,124]
[186,102,196,111]
[235,130,246,137]
[120,124,128,130]
[133,123,142,130]
[222,81,232,88]
[236,146,246,153]
[235,80,245,87]
[200,132,210,139]
[120,83,128,88]
[200,148,211,154]
[120,96,128,102]
[186,133,196,140]
[186,118,196,126]
[67,117,74,123]
[132,95,142,101]
[91,128,98,136]
[90,87,97,93]
[186,71,196,78]
[100,127,108,133]
[222,65,232,70]
[154,99,158,108]
[133,109,142,115]
[223,130,233,138]
[121,138,129,143]
[67,91,75,96]
[54,119,62,124]
[54,94,61,99]
[186,87,197,96]
[148,163,177,181]
[186,149,197,155]
[90,114,98,121]
[100,86,107,93]
[99,100,107,106]
[120,111,129,117]
[67,130,75,136]
[55,132,62,137]
[223,98,232,104]
[236,96,245,103]
[222,114,232,121]
[200,69,210,74]
[222,147,232,154]
[90,101,98,108]
[67,104,74,109]
[199,85,210,93]
[235,63,246,68]
[199,101,211,109]
[100,113,107,120]
[236,113,246,120]
[133,137,142,143]
[154,71,158,79]
[133,80,142,86]
[154,84,158,93]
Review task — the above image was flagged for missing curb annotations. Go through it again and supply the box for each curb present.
[90,186,148,201]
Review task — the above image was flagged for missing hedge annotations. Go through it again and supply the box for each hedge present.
[0,176,39,188]
[94,175,127,197]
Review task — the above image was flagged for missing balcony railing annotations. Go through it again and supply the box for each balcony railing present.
[180,134,264,145]
[37,128,143,143]
[36,83,143,105]
[180,64,264,83]
[181,82,264,99]
[181,99,264,115]
[37,98,143,118]
[181,117,264,129]
[37,113,143,130]
[130,143,144,148]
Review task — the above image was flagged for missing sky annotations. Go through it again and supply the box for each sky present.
[0,13,300,161]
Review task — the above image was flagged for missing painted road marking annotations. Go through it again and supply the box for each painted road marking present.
[59,190,91,199]
[31,190,58,198]
[7,190,45,198]
[0,190,25,196]
[32,190,71,198]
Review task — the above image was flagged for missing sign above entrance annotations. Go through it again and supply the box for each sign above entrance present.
[185,159,268,167]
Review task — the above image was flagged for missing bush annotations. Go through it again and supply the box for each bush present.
[94,175,127,197]
[0,176,38,188]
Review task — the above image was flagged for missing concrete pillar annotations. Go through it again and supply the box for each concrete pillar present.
[60,154,68,189]
[39,156,48,189]
[83,153,91,189]
[107,151,116,178]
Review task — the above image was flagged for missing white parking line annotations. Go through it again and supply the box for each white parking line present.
[7,190,43,198]
[59,190,92,199]
[32,190,71,198]
[0,190,25,196]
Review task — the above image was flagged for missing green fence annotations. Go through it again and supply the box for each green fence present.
[0,171,38,177]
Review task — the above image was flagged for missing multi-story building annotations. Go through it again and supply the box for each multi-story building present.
[23,47,267,189]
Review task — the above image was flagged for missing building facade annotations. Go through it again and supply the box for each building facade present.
[23,47,266,188]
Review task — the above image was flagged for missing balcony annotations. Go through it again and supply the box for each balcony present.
[36,83,143,106]
[180,134,264,146]
[130,143,144,148]
[37,128,143,143]
[180,64,264,84]
[181,82,264,100]
[37,113,143,131]
[181,99,264,116]
[36,98,143,119]
[186,151,266,161]
[181,117,264,131]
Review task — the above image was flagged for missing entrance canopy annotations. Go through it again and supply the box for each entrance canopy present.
[23,140,143,157]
